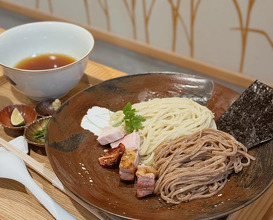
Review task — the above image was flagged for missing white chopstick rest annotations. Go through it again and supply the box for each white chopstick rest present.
[9,136,29,154]
[0,136,29,153]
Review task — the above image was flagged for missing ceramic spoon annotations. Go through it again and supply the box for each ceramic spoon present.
[0,150,75,220]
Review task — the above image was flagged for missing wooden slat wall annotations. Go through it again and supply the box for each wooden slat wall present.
[1,0,272,89]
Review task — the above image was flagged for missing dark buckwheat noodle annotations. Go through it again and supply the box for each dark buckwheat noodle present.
[153,128,255,204]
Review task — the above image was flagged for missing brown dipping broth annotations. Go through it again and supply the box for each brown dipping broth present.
[14,53,76,70]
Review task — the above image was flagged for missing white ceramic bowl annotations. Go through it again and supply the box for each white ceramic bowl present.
[0,21,94,101]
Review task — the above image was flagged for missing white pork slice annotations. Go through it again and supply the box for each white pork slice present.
[97,126,126,145]
[110,131,140,150]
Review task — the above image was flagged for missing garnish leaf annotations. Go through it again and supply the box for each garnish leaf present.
[119,102,146,133]
[123,102,132,113]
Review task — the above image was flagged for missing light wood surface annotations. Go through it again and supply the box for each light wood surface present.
[0,27,272,220]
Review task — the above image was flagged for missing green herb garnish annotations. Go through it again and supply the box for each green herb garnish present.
[115,102,146,133]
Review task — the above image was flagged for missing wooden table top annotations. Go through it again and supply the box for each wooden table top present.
[0,27,272,220]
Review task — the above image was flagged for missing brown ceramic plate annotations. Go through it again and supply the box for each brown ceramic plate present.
[45,73,273,220]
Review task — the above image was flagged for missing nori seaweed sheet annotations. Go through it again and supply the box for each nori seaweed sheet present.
[216,80,273,149]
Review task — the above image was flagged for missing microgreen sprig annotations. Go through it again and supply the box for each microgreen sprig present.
[115,102,146,133]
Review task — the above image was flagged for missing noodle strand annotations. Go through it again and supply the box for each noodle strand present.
[153,128,255,204]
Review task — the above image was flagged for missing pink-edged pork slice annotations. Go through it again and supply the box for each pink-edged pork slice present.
[97,126,126,145]
[110,131,140,150]
[136,165,157,198]
[119,149,139,182]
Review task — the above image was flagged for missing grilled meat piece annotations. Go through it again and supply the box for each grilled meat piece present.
[136,165,157,198]
[119,149,139,182]
[98,143,125,167]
